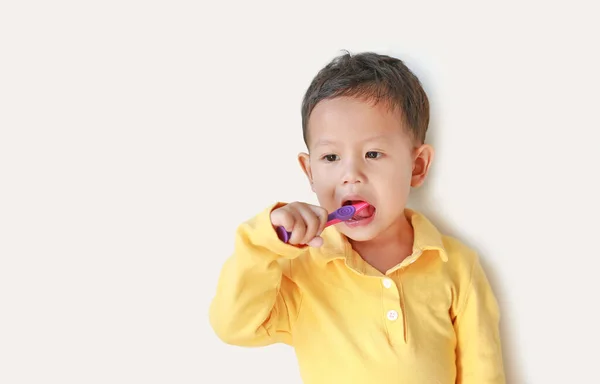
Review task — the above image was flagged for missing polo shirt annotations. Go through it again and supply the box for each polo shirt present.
[209,203,505,383]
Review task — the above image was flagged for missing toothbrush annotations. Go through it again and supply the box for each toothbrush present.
[275,201,370,243]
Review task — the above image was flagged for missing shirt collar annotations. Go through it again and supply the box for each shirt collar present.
[314,208,448,264]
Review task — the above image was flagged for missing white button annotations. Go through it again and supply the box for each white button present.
[386,310,398,321]
[382,278,392,288]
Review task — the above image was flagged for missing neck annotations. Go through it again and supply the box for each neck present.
[349,213,414,273]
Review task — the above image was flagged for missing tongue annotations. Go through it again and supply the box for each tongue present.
[352,205,375,220]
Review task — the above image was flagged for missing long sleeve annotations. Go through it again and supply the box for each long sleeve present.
[208,203,307,347]
[453,255,506,384]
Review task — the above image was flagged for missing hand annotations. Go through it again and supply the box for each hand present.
[270,202,328,247]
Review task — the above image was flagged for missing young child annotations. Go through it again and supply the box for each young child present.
[209,51,505,384]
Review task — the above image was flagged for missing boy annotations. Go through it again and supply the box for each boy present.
[209,51,505,383]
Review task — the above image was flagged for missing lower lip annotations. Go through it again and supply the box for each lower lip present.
[343,210,376,228]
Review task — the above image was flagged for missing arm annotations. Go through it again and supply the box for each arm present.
[208,203,307,347]
[453,255,506,384]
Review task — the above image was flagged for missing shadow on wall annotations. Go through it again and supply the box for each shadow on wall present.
[407,130,525,384]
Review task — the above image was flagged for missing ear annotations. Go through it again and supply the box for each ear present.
[298,152,315,192]
[411,144,434,188]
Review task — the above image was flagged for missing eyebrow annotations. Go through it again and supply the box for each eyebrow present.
[313,134,389,147]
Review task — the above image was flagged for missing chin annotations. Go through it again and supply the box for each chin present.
[338,224,381,242]
[344,233,377,242]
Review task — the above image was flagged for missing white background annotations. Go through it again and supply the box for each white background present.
[1,1,599,383]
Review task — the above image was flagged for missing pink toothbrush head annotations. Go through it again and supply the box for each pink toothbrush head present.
[275,201,370,243]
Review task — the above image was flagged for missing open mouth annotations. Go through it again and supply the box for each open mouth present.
[342,200,376,222]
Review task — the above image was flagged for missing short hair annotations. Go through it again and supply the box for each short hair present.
[301,51,430,147]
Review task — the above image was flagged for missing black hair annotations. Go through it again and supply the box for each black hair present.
[301,51,430,146]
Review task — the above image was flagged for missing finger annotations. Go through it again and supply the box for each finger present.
[307,236,323,248]
[288,209,307,245]
[271,209,295,232]
[296,205,322,245]
[308,205,329,235]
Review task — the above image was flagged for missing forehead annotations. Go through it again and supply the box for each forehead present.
[306,96,408,148]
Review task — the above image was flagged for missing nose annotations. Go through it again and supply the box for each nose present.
[341,158,365,185]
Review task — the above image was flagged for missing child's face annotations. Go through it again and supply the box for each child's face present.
[298,96,433,242]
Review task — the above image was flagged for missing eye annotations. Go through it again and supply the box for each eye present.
[322,154,339,162]
[365,151,382,159]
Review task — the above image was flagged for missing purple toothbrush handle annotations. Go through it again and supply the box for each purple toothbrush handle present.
[276,226,291,243]
[275,205,356,243]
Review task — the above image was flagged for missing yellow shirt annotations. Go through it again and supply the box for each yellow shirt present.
[209,203,505,384]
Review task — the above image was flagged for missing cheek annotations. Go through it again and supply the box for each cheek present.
[310,169,337,199]
[312,177,336,195]
[375,163,412,195]
[311,165,335,185]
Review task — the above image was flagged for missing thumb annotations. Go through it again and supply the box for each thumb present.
[307,236,324,248]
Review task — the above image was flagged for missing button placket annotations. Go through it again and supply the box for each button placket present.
[380,276,404,344]
[386,309,399,321]
[382,278,393,289]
